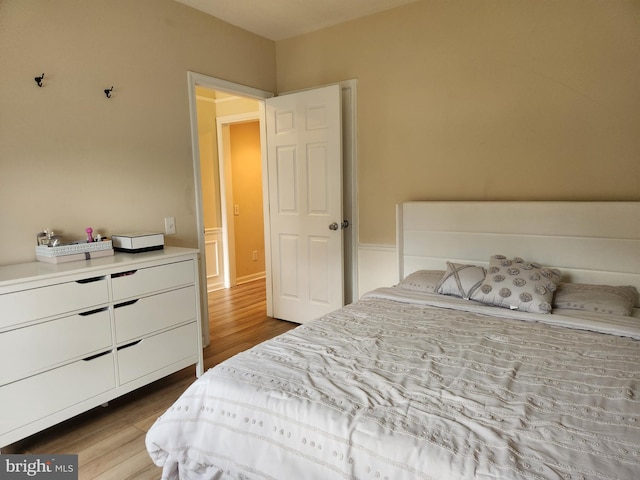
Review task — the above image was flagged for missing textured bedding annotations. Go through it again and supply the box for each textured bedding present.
[146,290,640,480]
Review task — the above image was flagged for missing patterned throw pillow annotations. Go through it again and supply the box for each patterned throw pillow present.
[397,270,445,293]
[553,283,638,316]
[436,262,487,299]
[471,255,561,313]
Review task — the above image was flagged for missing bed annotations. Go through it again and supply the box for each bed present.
[146,201,640,480]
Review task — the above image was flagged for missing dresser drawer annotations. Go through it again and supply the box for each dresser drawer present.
[117,322,198,385]
[0,308,112,387]
[111,260,195,301]
[114,286,196,343]
[0,352,115,435]
[0,276,109,330]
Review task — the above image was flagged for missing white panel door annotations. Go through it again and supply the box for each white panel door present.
[266,84,343,323]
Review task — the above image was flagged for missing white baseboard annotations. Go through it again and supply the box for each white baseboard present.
[207,280,225,293]
[237,272,266,285]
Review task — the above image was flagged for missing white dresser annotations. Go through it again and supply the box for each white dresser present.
[0,247,203,449]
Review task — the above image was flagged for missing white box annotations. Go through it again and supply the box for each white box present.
[111,232,164,253]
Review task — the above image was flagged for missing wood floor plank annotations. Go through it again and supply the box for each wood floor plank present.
[92,449,159,480]
[4,279,297,479]
[77,427,146,477]
[124,462,164,480]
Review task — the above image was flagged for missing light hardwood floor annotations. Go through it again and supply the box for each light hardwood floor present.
[4,279,297,479]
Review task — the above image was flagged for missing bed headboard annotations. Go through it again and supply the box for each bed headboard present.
[397,201,640,304]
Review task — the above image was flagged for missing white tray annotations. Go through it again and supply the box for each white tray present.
[35,240,113,258]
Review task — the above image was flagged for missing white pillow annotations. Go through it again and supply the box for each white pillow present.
[397,270,445,293]
[553,283,638,316]
[436,262,486,299]
[471,255,561,313]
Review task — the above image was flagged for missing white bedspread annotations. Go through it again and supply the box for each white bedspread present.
[146,290,640,480]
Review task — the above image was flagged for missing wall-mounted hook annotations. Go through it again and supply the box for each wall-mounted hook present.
[34,73,45,87]
[104,86,113,98]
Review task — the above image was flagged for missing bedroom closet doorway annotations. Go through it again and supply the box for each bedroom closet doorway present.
[187,73,357,332]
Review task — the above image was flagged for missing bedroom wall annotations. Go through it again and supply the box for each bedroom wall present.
[276,0,640,253]
[0,0,275,265]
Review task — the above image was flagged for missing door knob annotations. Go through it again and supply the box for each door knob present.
[329,221,350,231]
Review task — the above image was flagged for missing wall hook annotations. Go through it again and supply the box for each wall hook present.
[104,86,113,98]
[34,73,45,87]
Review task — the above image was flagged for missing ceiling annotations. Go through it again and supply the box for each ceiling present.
[176,0,420,41]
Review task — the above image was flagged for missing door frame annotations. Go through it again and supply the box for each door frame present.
[187,72,358,328]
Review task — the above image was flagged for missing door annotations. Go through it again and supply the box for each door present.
[265,84,343,323]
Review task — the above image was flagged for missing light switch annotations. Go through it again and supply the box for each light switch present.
[164,216,176,235]
[234,205,240,216]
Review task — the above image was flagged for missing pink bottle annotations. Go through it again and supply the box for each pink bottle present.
[86,227,93,243]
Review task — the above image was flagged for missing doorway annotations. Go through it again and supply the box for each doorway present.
[195,86,265,292]
[187,73,358,341]
[217,115,265,289]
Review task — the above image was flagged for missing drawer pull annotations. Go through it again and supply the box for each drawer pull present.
[114,299,139,309]
[118,339,142,351]
[83,350,111,361]
[79,306,109,316]
[76,276,105,284]
[112,270,138,279]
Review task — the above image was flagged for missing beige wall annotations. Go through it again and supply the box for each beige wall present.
[216,96,262,117]
[196,94,220,229]
[196,89,260,231]
[0,0,275,265]
[276,0,640,245]
[230,122,265,281]
[2,0,638,268]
